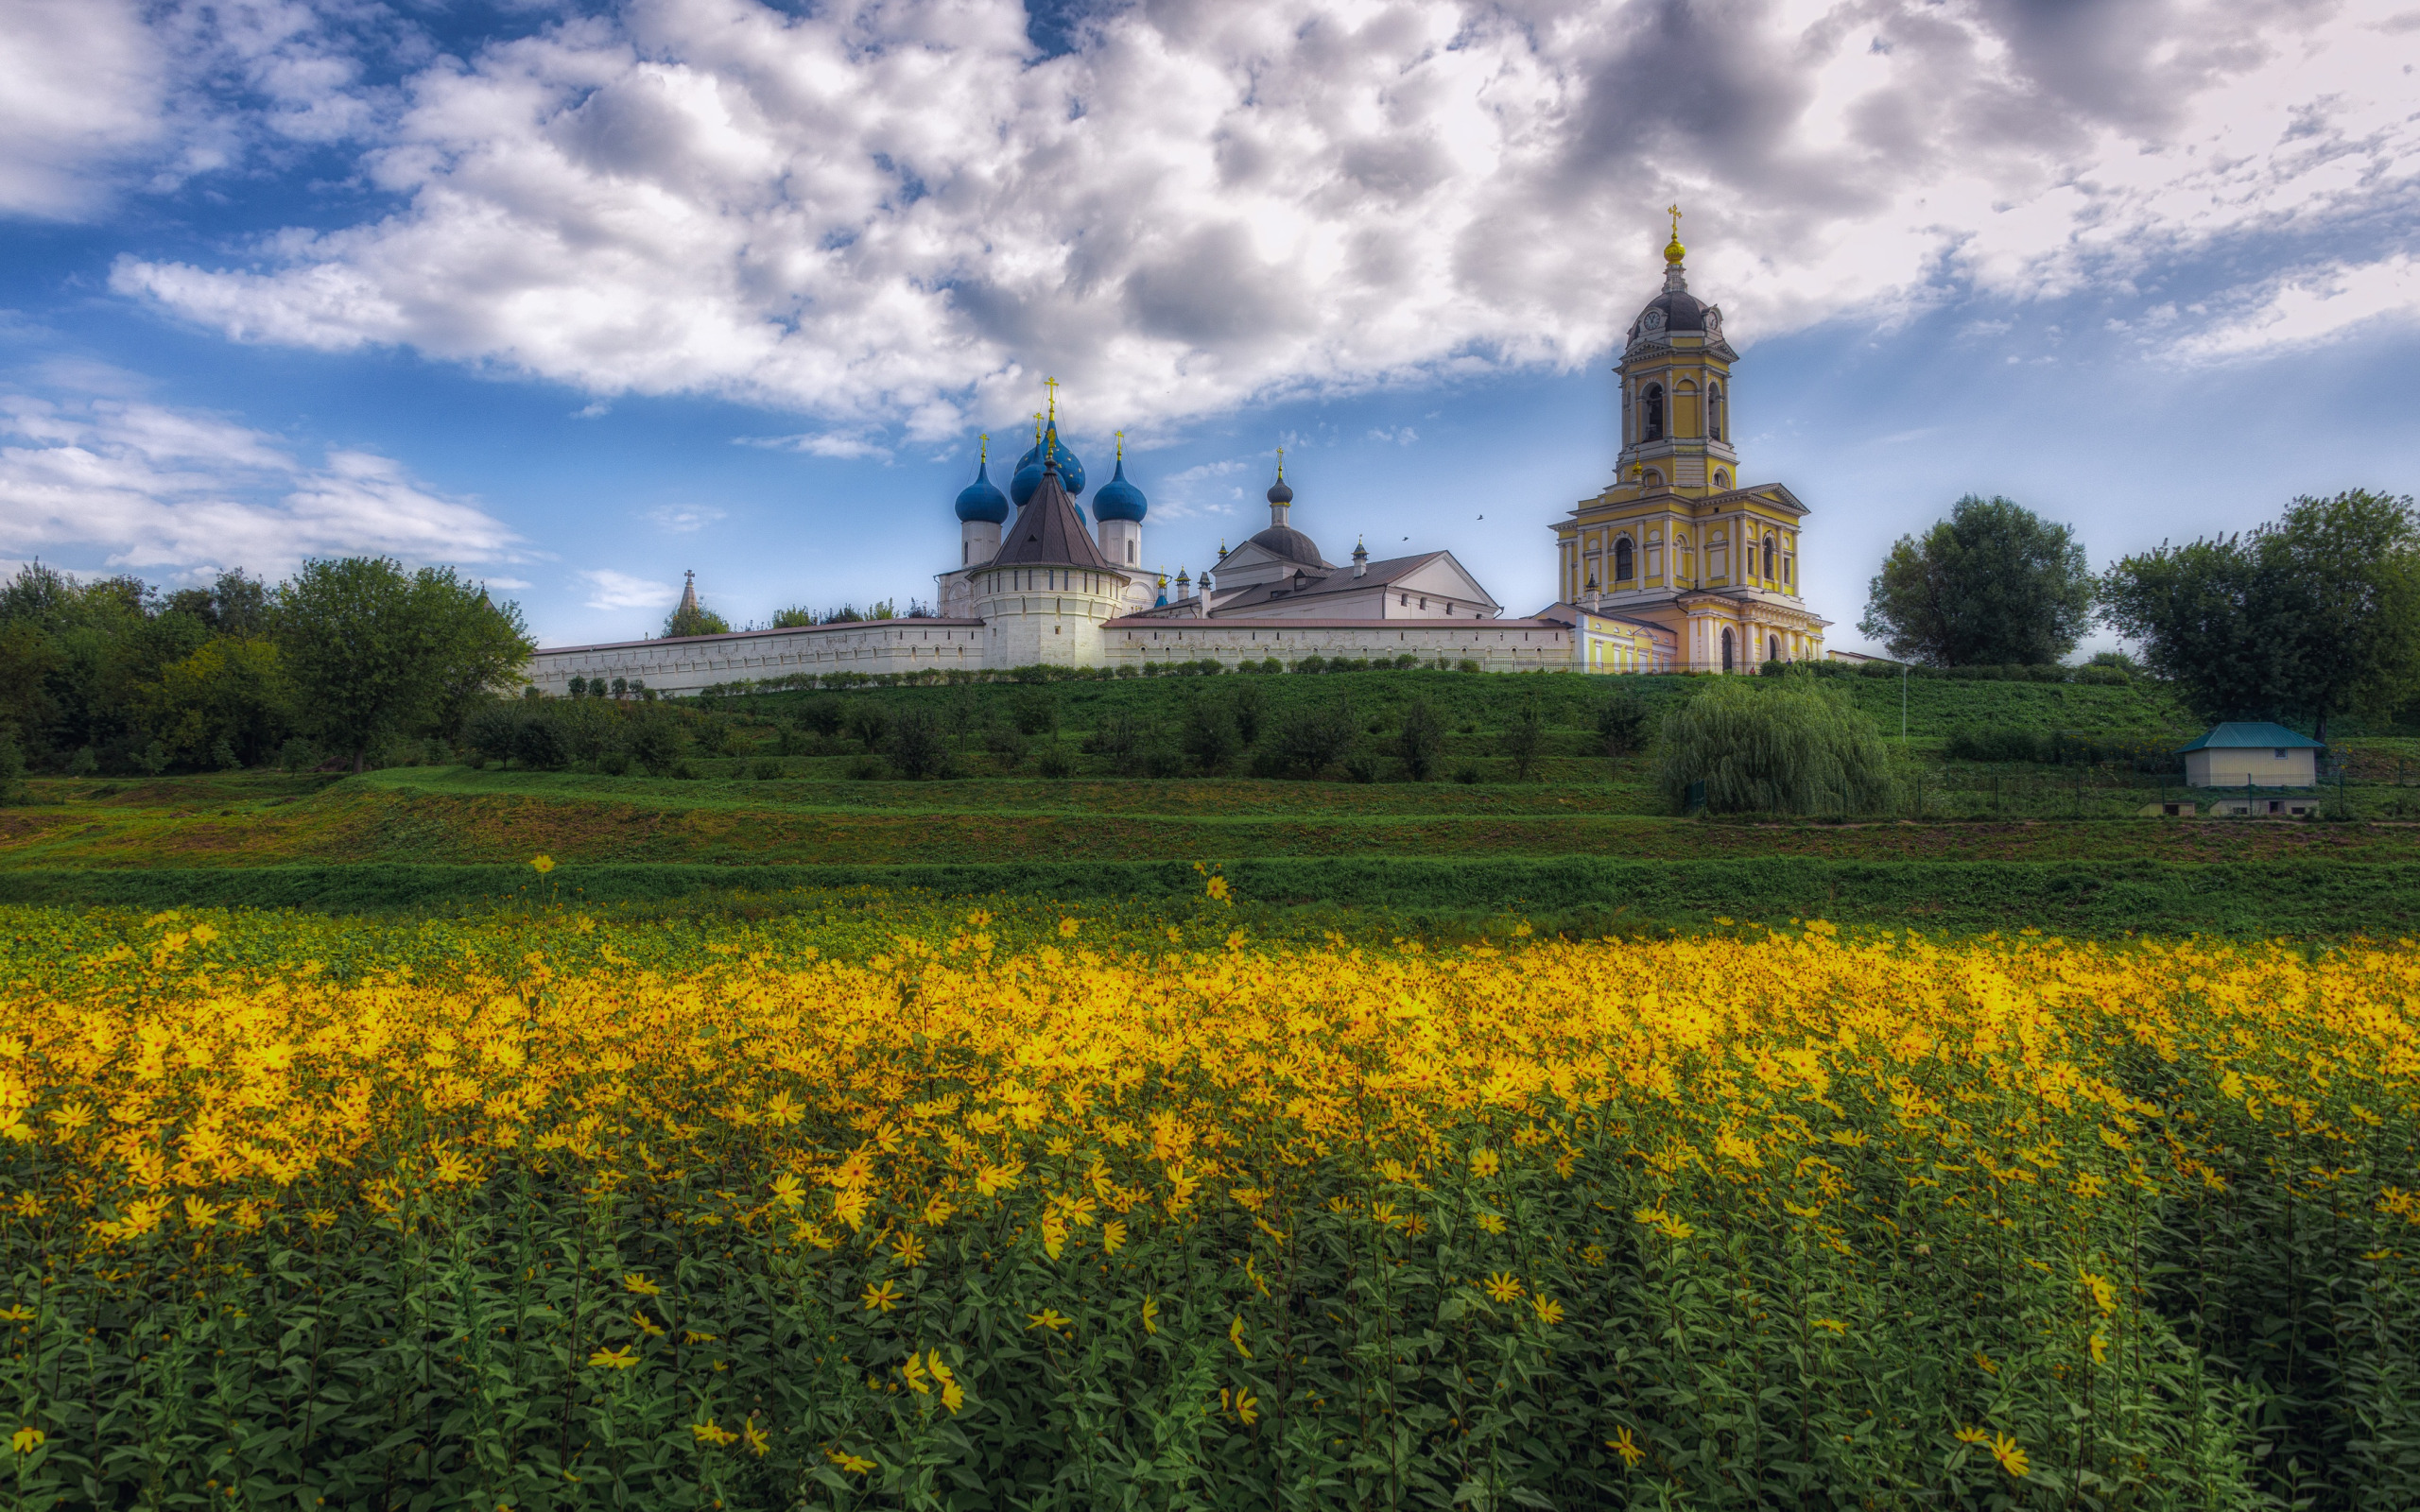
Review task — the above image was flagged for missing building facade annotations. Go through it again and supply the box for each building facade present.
[523,221,1815,695]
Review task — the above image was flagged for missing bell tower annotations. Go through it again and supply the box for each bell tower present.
[1548,208,1828,671]
[1611,207,1740,498]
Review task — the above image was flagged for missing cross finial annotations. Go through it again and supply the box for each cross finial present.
[1668,203,1682,237]
[1275,444,1286,479]
[977,431,988,462]
[1115,428,1124,461]
[1044,376,1059,422]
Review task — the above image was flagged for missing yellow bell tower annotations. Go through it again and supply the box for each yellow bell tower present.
[1551,209,1829,672]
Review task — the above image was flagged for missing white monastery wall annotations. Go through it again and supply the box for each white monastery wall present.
[524,620,986,696]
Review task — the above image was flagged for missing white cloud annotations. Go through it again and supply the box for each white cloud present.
[77,0,2420,429]
[2170,254,2420,359]
[0,394,527,576]
[645,504,724,532]
[735,431,896,461]
[1367,427,1418,445]
[0,1,166,217]
[579,567,678,610]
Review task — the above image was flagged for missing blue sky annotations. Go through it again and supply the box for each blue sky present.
[3,0,2416,654]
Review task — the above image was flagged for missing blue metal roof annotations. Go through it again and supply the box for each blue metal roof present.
[2176,721,2324,754]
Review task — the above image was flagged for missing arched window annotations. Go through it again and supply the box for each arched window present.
[1642,384,1665,441]
[1713,469,1730,490]
[1615,538,1634,581]
[1720,627,1734,673]
[1644,469,1664,489]
[1708,384,1724,440]
[1764,538,1775,579]
[1768,634,1780,663]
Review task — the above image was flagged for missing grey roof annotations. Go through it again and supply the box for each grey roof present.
[987,463,1111,571]
[1210,552,1476,612]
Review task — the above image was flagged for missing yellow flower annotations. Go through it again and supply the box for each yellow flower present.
[900,1353,930,1394]
[0,1306,35,1323]
[1954,1426,1990,1445]
[1058,918,1080,937]
[1027,1308,1073,1333]
[770,1174,804,1209]
[861,1280,900,1313]
[1143,1296,1159,1335]
[1481,1272,1524,1303]
[182,1194,218,1230]
[588,1347,638,1369]
[631,1311,666,1338]
[1530,1295,1565,1326]
[1607,1426,1644,1469]
[891,1232,927,1267]
[1476,1213,1506,1235]
[1204,875,1230,902]
[10,1426,43,1453]
[1229,1314,1252,1358]
[690,1418,737,1446]
[2090,1332,2109,1365]
[530,855,555,874]
[1990,1435,2029,1478]
[2079,1267,2118,1316]
[1102,1219,1127,1254]
[1230,1387,1259,1424]
[743,1415,770,1455]
[1469,1148,1501,1177]
[683,1331,717,1345]
[1811,1317,1846,1334]
[622,1273,662,1296]
[829,1449,875,1474]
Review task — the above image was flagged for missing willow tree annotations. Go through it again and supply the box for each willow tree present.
[1652,673,1894,816]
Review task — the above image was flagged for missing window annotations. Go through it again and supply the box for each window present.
[1768,634,1780,662]
[1720,627,1734,673]
[1642,384,1665,440]
[2274,748,2288,759]
[1708,383,1724,440]
[1644,469,1664,488]
[1713,469,1730,490]
[1763,539,1775,578]
[1615,538,1634,581]
[1127,541,1135,563]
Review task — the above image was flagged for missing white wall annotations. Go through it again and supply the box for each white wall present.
[2185,747,2317,787]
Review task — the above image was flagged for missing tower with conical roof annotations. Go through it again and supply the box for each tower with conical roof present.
[968,448,1134,667]
[1550,208,1827,671]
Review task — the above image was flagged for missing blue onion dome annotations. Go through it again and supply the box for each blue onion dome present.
[1013,425,1085,504]
[954,457,1010,524]
[1093,455,1147,523]
[1267,475,1293,506]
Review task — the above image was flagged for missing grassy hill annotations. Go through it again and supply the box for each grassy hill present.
[6,670,2413,934]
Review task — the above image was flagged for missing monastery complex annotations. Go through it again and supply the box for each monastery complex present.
[523,222,1829,696]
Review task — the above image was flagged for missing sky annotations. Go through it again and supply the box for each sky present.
[2,0,2416,654]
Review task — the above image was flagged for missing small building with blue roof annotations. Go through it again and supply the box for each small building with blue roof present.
[2177,722,2324,788]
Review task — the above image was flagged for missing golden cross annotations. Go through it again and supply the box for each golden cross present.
[1044,376,1059,421]
[1275,444,1286,478]
[1668,203,1682,236]
[977,431,988,461]
[1115,428,1124,459]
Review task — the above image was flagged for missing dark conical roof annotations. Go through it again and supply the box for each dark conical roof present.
[988,462,1112,571]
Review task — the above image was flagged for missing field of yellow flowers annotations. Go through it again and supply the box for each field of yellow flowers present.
[0,884,2413,1510]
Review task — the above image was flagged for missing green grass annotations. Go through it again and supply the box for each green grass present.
[2,856,2413,937]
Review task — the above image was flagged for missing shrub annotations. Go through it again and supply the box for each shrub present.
[510,714,569,771]
[1035,743,1075,779]
[984,721,1029,769]
[1499,703,1546,781]
[1651,674,1894,816]
[844,701,890,752]
[845,754,883,780]
[1293,654,1327,675]
[794,696,844,736]
[1082,710,1144,772]
[1597,685,1652,756]
[1230,679,1268,746]
[883,705,951,780]
[1271,699,1358,778]
[0,737,23,805]
[1458,658,1480,673]
[1181,699,1240,774]
[1011,686,1059,736]
[596,751,631,776]
[1396,698,1444,781]
[1452,763,1481,783]
[625,713,692,776]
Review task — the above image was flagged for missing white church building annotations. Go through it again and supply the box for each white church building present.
[521,231,1825,696]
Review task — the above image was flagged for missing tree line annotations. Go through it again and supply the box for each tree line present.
[1861,489,2420,738]
[0,558,531,780]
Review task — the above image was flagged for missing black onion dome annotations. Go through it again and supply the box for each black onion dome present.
[1247,524,1325,566]
[1636,287,1708,335]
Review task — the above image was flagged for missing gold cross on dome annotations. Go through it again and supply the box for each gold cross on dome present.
[1668,203,1682,236]
[1044,376,1059,421]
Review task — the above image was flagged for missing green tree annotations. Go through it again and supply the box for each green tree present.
[139,638,289,768]
[1499,703,1546,781]
[276,558,534,772]
[1859,495,2093,665]
[1395,697,1445,781]
[665,597,733,638]
[884,705,950,779]
[2100,490,2420,739]
[1596,684,1652,756]
[1181,698,1241,774]
[1652,674,1894,816]
[1271,699,1357,778]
